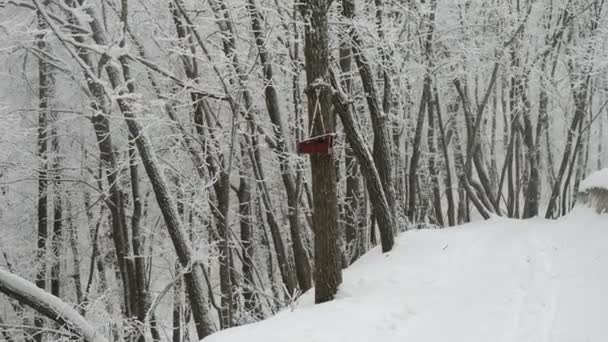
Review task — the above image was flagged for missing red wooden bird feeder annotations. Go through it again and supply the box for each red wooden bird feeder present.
[298,85,336,155]
[296,133,336,155]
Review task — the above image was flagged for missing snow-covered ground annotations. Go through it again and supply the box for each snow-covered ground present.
[204,207,608,342]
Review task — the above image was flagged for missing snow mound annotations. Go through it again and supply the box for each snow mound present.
[203,208,608,342]
[580,168,608,191]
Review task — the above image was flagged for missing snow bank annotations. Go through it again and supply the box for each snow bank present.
[578,169,608,213]
[203,208,608,342]
[579,168,608,191]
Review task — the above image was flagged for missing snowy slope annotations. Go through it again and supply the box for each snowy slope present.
[203,208,608,342]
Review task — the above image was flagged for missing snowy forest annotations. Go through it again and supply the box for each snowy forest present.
[0,0,607,341]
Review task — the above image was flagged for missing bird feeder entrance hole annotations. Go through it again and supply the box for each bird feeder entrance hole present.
[296,133,336,155]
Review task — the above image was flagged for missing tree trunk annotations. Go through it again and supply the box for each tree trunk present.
[408,83,428,221]
[302,0,342,304]
[237,143,263,320]
[561,120,584,215]
[331,68,395,253]
[50,129,62,299]
[172,262,184,342]
[427,82,444,226]
[245,0,312,291]
[338,28,363,262]
[375,0,393,115]
[345,0,396,228]
[545,76,589,218]
[66,199,83,308]
[35,5,54,339]
[127,140,149,334]
[434,87,456,226]
[247,136,298,296]
[520,78,540,218]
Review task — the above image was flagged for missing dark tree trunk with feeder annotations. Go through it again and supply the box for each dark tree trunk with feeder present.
[301,0,342,304]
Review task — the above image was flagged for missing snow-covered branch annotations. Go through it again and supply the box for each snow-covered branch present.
[0,268,108,342]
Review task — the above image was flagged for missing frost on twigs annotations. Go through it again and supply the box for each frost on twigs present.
[0,268,108,342]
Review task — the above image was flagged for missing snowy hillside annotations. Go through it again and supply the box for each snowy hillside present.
[204,208,608,342]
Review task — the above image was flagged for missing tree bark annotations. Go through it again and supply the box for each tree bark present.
[337,4,364,262]
[408,83,428,221]
[434,87,456,226]
[237,143,263,320]
[66,199,83,308]
[520,77,540,218]
[50,127,62,299]
[345,0,396,228]
[35,5,54,339]
[127,139,149,333]
[331,69,395,253]
[245,0,312,291]
[302,0,342,304]
[247,135,298,296]
[545,76,589,218]
[427,83,444,226]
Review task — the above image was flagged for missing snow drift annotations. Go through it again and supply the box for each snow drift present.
[203,208,608,342]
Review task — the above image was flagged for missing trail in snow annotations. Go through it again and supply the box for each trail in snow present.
[203,207,608,342]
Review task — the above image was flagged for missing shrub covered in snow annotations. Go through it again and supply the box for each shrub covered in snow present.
[578,169,608,214]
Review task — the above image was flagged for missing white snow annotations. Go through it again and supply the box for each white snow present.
[579,168,608,192]
[203,208,608,342]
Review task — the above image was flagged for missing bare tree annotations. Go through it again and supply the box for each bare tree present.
[302,0,342,303]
